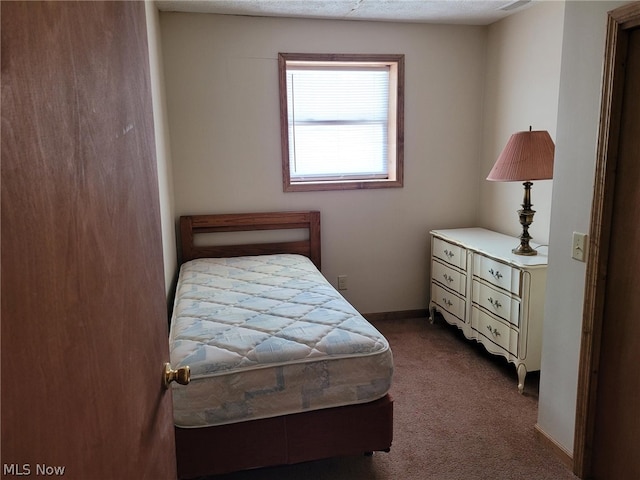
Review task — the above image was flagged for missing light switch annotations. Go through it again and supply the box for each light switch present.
[572,232,588,262]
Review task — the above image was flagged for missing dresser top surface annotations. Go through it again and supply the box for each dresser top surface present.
[431,227,548,267]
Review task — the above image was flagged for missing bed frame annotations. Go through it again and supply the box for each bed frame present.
[174,211,393,479]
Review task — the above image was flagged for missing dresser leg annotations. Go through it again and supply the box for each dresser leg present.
[517,363,527,394]
[429,305,437,324]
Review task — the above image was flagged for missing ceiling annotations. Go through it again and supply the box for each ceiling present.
[155,0,534,26]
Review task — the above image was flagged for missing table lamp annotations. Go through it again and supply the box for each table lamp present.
[487,127,554,256]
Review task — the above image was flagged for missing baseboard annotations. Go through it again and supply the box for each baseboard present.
[534,423,574,470]
[363,309,429,322]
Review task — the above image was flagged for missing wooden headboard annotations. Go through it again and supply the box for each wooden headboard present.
[179,211,321,270]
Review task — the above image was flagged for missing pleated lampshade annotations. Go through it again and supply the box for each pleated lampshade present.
[487,130,555,181]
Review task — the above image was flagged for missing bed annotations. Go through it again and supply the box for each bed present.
[170,211,394,479]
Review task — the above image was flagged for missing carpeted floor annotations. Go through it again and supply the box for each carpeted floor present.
[205,317,577,480]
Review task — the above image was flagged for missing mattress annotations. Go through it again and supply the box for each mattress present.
[169,254,394,428]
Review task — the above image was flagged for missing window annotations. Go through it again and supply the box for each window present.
[278,53,404,192]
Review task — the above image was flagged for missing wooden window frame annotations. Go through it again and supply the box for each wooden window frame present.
[278,53,404,192]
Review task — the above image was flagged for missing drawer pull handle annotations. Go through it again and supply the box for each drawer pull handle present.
[488,297,502,309]
[489,268,503,280]
[486,325,501,337]
[443,297,453,307]
[443,273,454,284]
[444,249,455,259]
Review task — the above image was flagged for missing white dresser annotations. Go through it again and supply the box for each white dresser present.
[429,228,548,393]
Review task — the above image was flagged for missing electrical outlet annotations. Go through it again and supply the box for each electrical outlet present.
[572,232,588,262]
[337,275,348,290]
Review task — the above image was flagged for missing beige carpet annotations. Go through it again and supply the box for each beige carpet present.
[205,317,577,480]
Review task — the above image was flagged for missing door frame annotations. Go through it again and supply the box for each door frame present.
[573,2,640,478]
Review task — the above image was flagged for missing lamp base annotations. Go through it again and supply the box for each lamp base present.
[512,243,538,256]
[513,182,538,256]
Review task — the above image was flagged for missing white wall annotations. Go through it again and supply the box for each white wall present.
[160,13,487,314]
[537,0,630,454]
[145,3,177,299]
[479,1,564,244]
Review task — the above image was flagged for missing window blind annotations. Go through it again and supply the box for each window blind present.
[286,67,390,181]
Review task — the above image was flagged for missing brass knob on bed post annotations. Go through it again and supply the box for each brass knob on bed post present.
[163,363,190,389]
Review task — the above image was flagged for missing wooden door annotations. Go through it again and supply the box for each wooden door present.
[1,2,176,479]
[590,25,640,480]
[574,3,640,479]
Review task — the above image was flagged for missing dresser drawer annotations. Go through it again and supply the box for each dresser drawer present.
[472,279,520,327]
[432,259,466,296]
[432,283,466,321]
[473,254,520,295]
[432,237,467,271]
[471,306,518,356]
